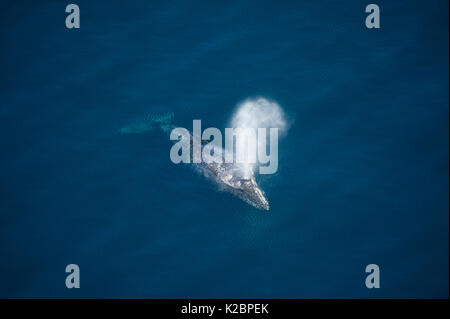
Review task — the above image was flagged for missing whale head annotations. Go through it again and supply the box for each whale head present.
[219,166,270,211]
[238,177,270,211]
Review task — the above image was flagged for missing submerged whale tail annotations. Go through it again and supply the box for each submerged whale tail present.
[151,112,175,134]
[119,112,174,135]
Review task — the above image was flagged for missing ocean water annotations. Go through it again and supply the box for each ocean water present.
[0,0,448,298]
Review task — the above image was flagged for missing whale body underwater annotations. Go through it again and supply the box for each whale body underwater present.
[120,112,270,211]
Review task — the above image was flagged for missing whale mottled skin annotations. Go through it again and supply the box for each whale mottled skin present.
[199,160,270,211]
[183,130,270,211]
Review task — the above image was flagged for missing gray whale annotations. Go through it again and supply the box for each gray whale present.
[121,112,270,210]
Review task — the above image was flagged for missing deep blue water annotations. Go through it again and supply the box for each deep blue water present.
[0,0,448,298]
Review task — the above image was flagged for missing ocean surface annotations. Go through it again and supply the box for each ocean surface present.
[0,0,448,298]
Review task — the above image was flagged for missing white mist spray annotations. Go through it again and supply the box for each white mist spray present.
[230,98,288,176]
